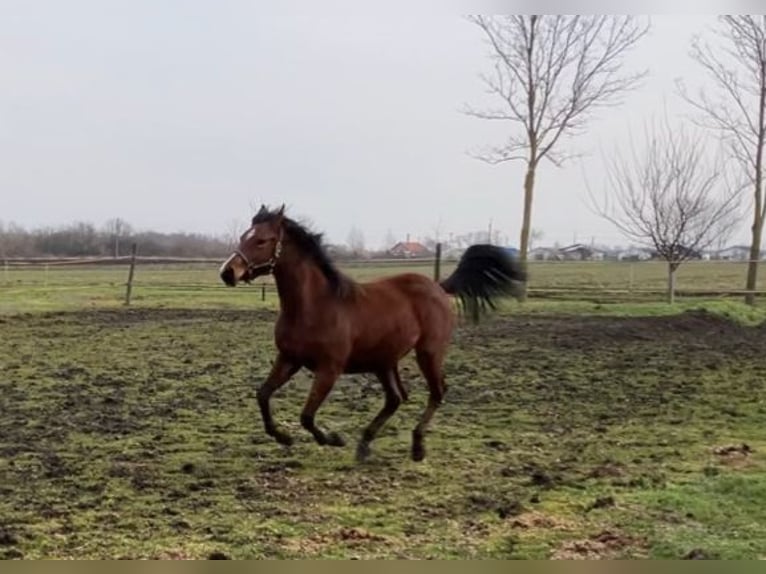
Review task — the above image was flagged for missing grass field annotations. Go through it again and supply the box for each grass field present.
[1,262,765,559]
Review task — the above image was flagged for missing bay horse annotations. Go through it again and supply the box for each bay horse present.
[219,205,526,462]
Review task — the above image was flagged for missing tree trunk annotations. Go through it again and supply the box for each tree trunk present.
[746,58,766,306]
[745,214,762,305]
[517,162,536,302]
[667,261,677,305]
[745,151,764,305]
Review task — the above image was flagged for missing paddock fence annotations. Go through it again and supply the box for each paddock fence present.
[3,248,766,307]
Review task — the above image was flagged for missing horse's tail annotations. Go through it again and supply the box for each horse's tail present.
[440,244,527,322]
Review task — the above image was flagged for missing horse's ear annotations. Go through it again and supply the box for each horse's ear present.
[275,204,286,224]
[257,204,268,215]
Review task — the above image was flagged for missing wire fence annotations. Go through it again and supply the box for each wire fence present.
[3,253,766,308]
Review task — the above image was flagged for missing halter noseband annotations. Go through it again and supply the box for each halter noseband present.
[235,230,283,278]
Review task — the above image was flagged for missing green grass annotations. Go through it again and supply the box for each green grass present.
[0,305,764,559]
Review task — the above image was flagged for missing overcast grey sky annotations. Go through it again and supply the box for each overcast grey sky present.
[0,6,749,248]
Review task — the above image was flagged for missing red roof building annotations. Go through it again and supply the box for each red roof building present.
[388,241,431,258]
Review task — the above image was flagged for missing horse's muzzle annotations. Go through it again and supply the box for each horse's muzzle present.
[220,266,237,287]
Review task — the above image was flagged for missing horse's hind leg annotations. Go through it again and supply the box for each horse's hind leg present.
[356,368,403,462]
[257,354,300,446]
[393,368,408,402]
[300,367,345,447]
[412,349,447,462]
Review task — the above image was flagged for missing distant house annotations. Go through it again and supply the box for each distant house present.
[715,245,752,261]
[649,245,703,261]
[616,246,652,261]
[679,246,703,260]
[388,241,431,258]
[529,247,561,261]
[559,243,604,261]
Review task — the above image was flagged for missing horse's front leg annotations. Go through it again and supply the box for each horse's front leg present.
[257,353,300,446]
[300,366,345,447]
[356,368,403,462]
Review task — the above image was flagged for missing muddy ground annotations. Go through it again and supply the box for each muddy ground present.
[0,308,764,559]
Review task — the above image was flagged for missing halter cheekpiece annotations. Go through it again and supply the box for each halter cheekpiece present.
[235,230,283,277]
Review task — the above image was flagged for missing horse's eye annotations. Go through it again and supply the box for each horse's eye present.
[255,239,269,247]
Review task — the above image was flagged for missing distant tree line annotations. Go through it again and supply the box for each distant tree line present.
[0,219,231,258]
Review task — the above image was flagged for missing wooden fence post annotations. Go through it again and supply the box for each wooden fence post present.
[433,242,442,282]
[3,259,7,286]
[261,283,266,301]
[124,243,137,306]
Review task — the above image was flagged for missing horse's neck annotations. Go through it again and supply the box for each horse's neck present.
[273,258,328,320]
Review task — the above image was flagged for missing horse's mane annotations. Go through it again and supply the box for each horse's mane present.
[253,207,357,299]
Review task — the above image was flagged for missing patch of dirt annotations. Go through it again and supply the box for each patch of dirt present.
[30,308,278,327]
[283,527,392,556]
[712,443,753,457]
[510,511,575,531]
[150,549,197,560]
[496,500,525,519]
[552,530,646,560]
[469,309,761,357]
[0,530,19,546]
[589,463,627,479]
[552,539,609,560]
[683,548,720,560]
[586,496,616,512]
[712,443,755,469]
[463,491,524,520]
[336,527,388,543]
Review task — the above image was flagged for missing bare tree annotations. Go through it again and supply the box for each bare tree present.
[678,16,766,305]
[347,226,366,256]
[590,118,742,303]
[465,15,649,281]
[529,228,544,250]
[224,218,246,248]
[384,228,397,250]
[103,217,133,258]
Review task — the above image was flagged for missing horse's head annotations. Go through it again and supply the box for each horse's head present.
[219,204,285,286]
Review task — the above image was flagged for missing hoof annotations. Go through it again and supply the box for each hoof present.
[356,441,371,462]
[326,431,346,447]
[273,431,294,447]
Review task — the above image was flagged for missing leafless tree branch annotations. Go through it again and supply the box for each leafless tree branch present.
[677,15,766,304]
[467,15,649,166]
[465,15,649,266]
[589,116,743,301]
